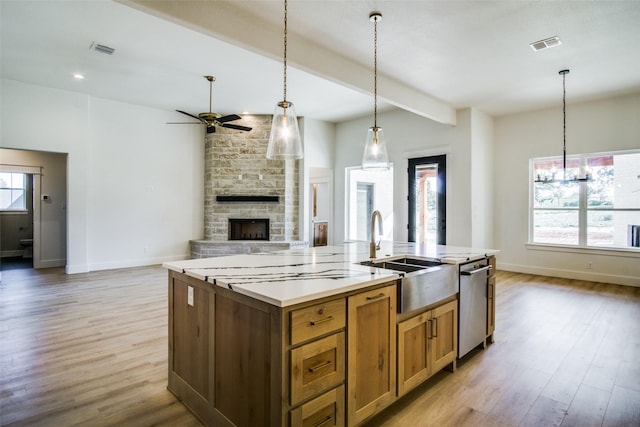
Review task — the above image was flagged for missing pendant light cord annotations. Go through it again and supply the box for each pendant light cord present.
[562,70,567,181]
[373,15,378,128]
[283,0,288,103]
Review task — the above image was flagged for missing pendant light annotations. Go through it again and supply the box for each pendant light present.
[267,0,303,160]
[362,11,389,170]
[535,69,590,183]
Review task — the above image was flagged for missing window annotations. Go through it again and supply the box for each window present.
[0,172,27,211]
[346,166,394,242]
[530,150,640,249]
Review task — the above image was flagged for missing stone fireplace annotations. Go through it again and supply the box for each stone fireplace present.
[190,115,307,258]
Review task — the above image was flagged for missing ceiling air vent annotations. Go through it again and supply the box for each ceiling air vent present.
[530,36,561,52]
[89,42,115,55]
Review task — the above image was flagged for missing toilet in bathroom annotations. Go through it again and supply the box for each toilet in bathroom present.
[20,238,33,259]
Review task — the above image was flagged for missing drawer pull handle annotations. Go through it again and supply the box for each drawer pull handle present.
[308,361,332,373]
[310,316,333,326]
[366,293,385,301]
[313,415,333,427]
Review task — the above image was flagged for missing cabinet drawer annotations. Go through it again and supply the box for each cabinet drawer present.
[291,332,345,406]
[290,385,345,427]
[290,299,346,345]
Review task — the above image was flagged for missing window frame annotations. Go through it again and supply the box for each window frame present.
[0,171,28,213]
[529,149,640,252]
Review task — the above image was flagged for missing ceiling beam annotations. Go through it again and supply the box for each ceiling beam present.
[119,0,457,125]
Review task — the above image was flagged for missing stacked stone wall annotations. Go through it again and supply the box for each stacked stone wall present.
[203,115,299,241]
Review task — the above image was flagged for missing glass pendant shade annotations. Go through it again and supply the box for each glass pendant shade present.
[362,126,389,170]
[267,101,303,160]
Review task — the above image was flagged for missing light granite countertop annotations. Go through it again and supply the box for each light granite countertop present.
[163,241,499,307]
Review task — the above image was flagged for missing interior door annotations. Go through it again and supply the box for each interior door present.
[408,155,446,244]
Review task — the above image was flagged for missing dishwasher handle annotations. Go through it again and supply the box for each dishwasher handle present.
[460,265,491,276]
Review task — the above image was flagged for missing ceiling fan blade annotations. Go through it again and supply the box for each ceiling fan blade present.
[216,114,242,123]
[221,123,252,132]
[176,110,206,123]
[166,121,202,125]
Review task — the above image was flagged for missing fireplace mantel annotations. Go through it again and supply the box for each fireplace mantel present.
[216,195,279,203]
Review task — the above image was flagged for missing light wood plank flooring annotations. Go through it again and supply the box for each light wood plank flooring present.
[1,265,639,426]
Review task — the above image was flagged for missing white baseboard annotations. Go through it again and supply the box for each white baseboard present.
[86,254,190,273]
[66,264,89,274]
[37,259,66,269]
[498,262,640,287]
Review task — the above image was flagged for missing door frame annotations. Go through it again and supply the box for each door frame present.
[408,155,446,245]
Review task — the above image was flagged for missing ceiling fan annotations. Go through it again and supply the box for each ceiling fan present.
[168,75,252,134]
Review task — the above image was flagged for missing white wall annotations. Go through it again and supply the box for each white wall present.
[1,79,204,273]
[471,109,494,248]
[494,93,640,286]
[300,118,335,243]
[334,107,493,247]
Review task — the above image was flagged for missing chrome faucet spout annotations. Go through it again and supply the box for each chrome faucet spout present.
[370,210,383,259]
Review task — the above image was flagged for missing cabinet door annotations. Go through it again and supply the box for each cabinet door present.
[172,278,210,399]
[397,311,431,397]
[429,300,457,374]
[347,285,396,425]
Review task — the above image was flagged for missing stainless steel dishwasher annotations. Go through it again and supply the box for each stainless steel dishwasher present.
[458,259,490,358]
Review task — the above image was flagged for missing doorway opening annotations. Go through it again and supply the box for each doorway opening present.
[346,165,394,242]
[408,155,446,245]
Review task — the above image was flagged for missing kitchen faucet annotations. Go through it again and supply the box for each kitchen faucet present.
[370,210,383,259]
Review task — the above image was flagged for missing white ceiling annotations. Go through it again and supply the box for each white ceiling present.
[2,0,640,125]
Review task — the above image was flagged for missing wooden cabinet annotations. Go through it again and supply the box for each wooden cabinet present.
[397,311,430,396]
[289,299,346,425]
[290,299,346,346]
[290,385,345,427]
[290,333,345,406]
[347,284,397,426]
[168,268,474,427]
[397,299,457,397]
[429,300,458,373]
[168,273,216,425]
[486,255,496,344]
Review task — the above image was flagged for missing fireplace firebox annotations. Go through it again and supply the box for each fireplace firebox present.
[228,218,269,241]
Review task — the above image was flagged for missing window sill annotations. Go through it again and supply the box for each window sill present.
[526,243,640,258]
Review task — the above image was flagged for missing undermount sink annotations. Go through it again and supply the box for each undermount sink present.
[359,257,458,314]
[359,257,442,272]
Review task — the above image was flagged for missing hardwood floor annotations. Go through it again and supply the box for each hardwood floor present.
[366,271,640,427]
[0,264,201,427]
[1,265,638,426]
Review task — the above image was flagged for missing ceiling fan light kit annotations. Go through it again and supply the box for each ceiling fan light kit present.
[267,0,303,160]
[362,11,390,170]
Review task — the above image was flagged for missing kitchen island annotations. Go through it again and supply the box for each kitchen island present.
[164,241,498,427]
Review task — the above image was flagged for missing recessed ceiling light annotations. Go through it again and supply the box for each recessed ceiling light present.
[530,36,561,52]
[73,73,85,80]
